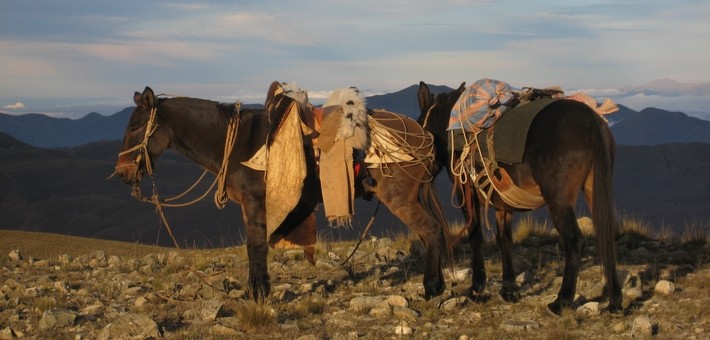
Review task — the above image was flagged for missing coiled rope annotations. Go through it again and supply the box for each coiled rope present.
[368,110,436,183]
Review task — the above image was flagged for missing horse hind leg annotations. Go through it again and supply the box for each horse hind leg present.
[547,204,584,315]
[495,209,520,302]
[380,190,445,299]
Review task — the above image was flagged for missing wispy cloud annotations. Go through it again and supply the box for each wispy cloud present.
[1,0,708,119]
[3,102,25,110]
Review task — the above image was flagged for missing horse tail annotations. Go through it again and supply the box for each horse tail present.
[422,178,455,269]
[591,117,622,311]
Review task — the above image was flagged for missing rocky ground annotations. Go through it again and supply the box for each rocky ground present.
[1,230,709,339]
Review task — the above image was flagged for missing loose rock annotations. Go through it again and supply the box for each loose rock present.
[654,280,675,295]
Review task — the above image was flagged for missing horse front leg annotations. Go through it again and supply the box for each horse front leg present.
[423,227,446,299]
[242,201,270,300]
[496,209,520,302]
[462,184,486,296]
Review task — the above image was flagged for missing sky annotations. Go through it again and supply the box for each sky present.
[1,0,709,119]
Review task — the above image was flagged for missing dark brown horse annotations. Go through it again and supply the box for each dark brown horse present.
[113,82,450,300]
[113,85,318,299]
[417,81,622,315]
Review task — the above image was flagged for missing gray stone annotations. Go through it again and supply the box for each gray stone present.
[81,304,105,316]
[654,280,675,295]
[392,306,419,321]
[349,296,383,313]
[500,320,541,331]
[576,302,600,316]
[39,309,76,329]
[369,304,392,317]
[1,327,17,339]
[198,299,223,321]
[632,316,657,337]
[209,324,240,336]
[440,296,467,311]
[8,250,22,261]
[383,295,408,308]
[97,313,160,340]
[395,321,413,335]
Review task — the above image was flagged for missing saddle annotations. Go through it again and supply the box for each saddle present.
[313,89,432,227]
[449,79,617,213]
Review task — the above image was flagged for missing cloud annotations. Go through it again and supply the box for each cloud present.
[568,79,710,120]
[3,102,25,110]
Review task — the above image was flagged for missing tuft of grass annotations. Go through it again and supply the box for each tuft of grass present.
[576,216,596,238]
[235,299,276,331]
[386,230,417,254]
[655,224,679,244]
[513,214,553,244]
[680,220,708,246]
[294,296,326,317]
[618,216,655,241]
[409,299,444,320]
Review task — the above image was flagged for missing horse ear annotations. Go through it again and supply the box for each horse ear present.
[418,81,432,110]
[141,86,156,108]
[265,81,280,106]
[457,82,466,92]
[133,91,142,106]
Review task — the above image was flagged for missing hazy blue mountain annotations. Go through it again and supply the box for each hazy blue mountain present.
[1,84,709,148]
[0,108,133,148]
[610,108,710,145]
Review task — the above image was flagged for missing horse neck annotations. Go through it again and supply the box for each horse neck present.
[158,99,229,173]
[422,104,451,171]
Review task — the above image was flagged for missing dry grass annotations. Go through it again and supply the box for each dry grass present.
[680,220,708,246]
[292,296,326,317]
[513,214,554,244]
[618,215,655,241]
[2,223,709,339]
[0,230,171,260]
[234,299,276,331]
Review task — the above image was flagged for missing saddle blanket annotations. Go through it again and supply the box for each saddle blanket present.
[450,98,559,165]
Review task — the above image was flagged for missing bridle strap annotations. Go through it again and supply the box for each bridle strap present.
[117,106,159,176]
[120,100,242,248]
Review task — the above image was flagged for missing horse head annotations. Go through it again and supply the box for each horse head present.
[111,86,171,185]
[417,81,465,169]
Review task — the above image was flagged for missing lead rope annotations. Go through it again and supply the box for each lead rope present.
[340,201,381,266]
[127,102,242,248]
[214,102,241,209]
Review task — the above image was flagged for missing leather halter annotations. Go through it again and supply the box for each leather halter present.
[115,105,159,180]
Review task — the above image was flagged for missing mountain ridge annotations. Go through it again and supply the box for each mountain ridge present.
[2,83,709,148]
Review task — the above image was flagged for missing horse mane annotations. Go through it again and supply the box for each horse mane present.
[160,96,247,127]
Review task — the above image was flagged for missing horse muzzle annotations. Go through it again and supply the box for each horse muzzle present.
[109,163,142,184]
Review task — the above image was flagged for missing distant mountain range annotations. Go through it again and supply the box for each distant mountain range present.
[1,84,709,247]
[2,84,709,147]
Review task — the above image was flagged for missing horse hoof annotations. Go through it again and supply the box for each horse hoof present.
[546,299,576,316]
[424,287,445,300]
[471,281,486,295]
[498,290,521,303]
[546,302,563,316]
[606,303,624,316]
